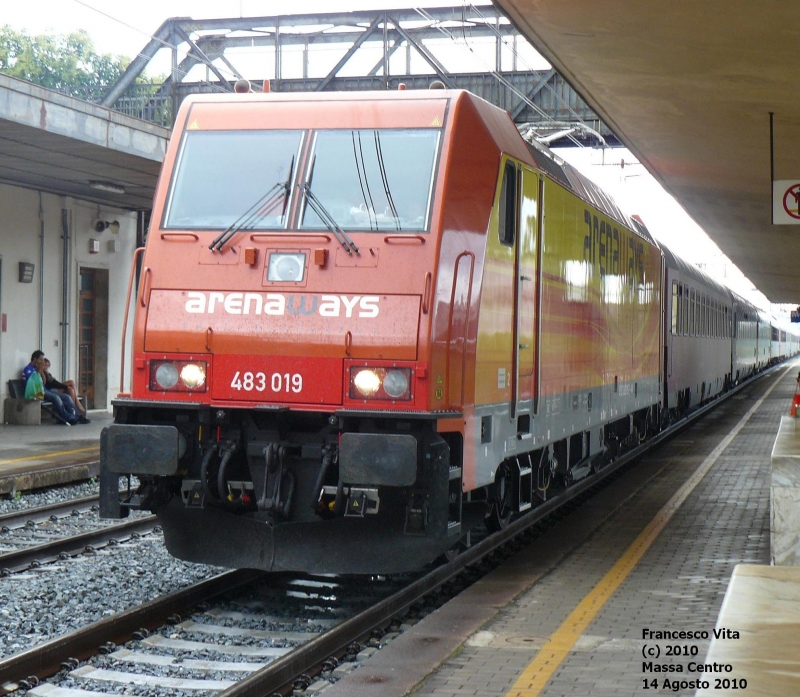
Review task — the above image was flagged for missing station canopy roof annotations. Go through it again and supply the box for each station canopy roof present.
[496,0,800,303]
[0,74,169,211]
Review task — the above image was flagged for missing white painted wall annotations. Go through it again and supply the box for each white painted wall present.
[0,182,137,417]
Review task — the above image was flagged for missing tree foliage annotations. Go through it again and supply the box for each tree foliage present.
[0,25,130,91]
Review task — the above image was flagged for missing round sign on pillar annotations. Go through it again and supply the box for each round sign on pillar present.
[773,180,800,224]
[783,184,800,219]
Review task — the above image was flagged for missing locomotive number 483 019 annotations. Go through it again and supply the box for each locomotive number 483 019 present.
[230,371,303,393]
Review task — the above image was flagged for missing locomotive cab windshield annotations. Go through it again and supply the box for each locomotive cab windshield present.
[165,126,440,235]
[301,128,439,232]
[165,129,303,230]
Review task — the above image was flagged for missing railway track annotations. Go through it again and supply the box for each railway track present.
[0,495,157,576]
[0,445,704,695]
[0,367,783,697]
[0,568,415,697]
[0,496,99,530]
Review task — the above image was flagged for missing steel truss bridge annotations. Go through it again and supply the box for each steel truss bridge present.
[74,6,614,145]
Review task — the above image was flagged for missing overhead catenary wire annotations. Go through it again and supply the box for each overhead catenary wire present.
[412,5,588,147]
[459,3,593,126]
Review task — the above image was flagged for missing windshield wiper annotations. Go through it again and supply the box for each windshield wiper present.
[374,131,400,230]
[209,156,294,252]
[302,183,360,256]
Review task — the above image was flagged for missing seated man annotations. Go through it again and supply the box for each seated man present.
[22,350,44,383]
[44,358,89,422]
[23,353,83,425]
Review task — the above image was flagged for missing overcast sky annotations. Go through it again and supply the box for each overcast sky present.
[1,0,779,312]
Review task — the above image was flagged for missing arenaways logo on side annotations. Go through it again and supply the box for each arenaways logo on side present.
[185,291,380,318]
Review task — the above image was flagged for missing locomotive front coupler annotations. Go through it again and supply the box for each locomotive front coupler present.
[258,442,297,522]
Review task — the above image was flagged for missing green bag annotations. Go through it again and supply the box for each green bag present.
[25,372,44,400]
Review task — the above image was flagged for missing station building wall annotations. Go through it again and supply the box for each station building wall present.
[0,182,137,418]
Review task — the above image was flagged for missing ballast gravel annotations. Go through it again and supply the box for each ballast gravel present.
[0,482,221,660]
[0,478,103,514]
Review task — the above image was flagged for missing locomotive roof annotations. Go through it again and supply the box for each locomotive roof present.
[661,244,730,297]
[522,137,658,246]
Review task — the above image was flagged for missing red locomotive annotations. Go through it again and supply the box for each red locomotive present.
[100,89,796,573]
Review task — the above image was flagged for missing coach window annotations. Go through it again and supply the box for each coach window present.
[689,288,695,336]
[703,296,708,336]
[711,300,715,337]
[498,161,518,246]
[700,295,705,336]
[712,299,716,336]
[671,282,679,334]
[683,287,689,335]
[694,291,700,336]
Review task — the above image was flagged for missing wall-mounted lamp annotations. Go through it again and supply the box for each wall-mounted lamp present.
[92,219,120,234]
[18,262,34,283]
[88,180,126,195]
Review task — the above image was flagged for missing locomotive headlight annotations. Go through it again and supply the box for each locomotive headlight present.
[383,369,409,398]
[349,366,413,400]
[149,360,208,393]
[180,363,206,388]
[154,362,179,389]
[352,369,381,396]
[267,253,306,282]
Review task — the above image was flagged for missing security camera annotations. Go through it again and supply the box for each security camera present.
[92,219,108,233]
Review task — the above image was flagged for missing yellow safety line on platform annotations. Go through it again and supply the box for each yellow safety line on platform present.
[0,445,99,466]
[504,365,792,697]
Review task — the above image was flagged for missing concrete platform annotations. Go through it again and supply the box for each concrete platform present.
[324,362,798,697]
[0,410,112,496]
[770,415,800,564]
[696,564,800,697]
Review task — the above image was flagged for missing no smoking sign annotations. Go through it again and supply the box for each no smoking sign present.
[773,180,800,224]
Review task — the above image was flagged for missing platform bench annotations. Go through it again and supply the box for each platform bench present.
[6,379,52,425]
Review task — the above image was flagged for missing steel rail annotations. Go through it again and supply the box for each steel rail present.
[0,568,264,694]
[0,515,157,574]
[0,495,99,529]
